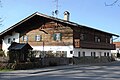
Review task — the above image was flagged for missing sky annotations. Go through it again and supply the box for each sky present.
[0,0,120,41]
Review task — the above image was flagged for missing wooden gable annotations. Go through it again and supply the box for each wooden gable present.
[19,19,73,46]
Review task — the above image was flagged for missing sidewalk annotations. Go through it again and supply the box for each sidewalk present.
[40,61,119,72]
[18,64,88,74]
[0,61,118,74]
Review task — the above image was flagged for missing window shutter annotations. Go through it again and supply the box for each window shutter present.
[60,33,62,40]
[35,36,37,41]
[40,35,42,41]
[53,34,56,40]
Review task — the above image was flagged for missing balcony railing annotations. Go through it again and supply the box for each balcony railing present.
[79,41,115,50]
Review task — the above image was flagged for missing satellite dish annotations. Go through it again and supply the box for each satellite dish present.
[55,10,59,16]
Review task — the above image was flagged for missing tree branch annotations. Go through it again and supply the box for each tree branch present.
[0,0,2,7]
[105,0,119,6]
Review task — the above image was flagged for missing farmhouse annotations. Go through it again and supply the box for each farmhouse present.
[0,11,118,59]
[111,42,120,57]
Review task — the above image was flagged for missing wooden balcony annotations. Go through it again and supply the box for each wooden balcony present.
[79,41,115,50]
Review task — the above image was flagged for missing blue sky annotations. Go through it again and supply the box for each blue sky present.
[0,0,120,41]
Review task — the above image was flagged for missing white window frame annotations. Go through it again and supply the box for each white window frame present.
[23,35,28,42]
[56,33,61,41]
[53,33,62,41]
[35,35,41,41]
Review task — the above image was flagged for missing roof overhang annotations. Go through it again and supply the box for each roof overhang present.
[0,12,119,38]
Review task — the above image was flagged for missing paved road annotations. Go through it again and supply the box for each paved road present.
[1,61,120,80]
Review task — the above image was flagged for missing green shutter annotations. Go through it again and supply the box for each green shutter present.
[53,34,56,40]
[60,33,62,40]
[35,36,37,41]
[40,35,42,41]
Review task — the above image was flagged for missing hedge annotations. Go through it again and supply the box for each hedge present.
[0,62,41,70]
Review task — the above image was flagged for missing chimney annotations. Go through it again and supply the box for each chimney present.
[64,11,70,21]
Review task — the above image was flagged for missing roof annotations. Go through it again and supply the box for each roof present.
[113,42,120,48]
[8,42,33,50]
[0,12,119,38]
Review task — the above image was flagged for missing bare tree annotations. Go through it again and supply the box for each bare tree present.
[105,0,120,6]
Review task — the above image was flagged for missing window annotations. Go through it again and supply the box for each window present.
[70,51,73,54]
[35,35,41,41]
[106,37,110,43]
[74,39,80,48]
[8,38,11,44]
[78,51,80,57]
[104,52,106,56]
[91,52,96,57]
[93,52,96,57]
[95,36,98,42]
[13,38,15,42]
[107,52,109,56]
[98,38,101,42]
[80,34,85,40]
[53,33,62,41]
[83,51,85,57]
[91,52,93,56]
[95,36,101,42]
[22,35,28,42]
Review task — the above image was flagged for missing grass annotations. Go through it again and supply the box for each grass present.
[0,69,13,72]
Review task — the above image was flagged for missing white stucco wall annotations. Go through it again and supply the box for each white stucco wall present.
[111,48,119,53]
[111,48,120,57]
[31,46,111,58]
[2,32,20,56]
[73,48,111,57]
[31,45,73,58]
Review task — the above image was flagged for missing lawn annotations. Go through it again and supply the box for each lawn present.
[0,69,13,72]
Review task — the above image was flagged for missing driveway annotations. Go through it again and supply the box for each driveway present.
[0,61,120,80]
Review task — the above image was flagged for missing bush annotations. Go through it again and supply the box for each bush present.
[11,62,41,70]
[0,50,5,57]
[0,62,42,70]
[49,61,58,66]
[0,63,13,70]
[46,53,55,57]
